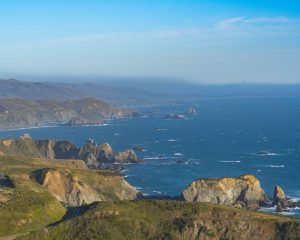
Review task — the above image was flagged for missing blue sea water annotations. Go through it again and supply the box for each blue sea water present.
[1,96,300,214]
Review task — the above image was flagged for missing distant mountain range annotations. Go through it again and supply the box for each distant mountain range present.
[2,79,300,106]
[0,79,166,106]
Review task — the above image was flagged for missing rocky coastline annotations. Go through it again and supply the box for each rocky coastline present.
[0,97,139,130]
[0,136,143,170]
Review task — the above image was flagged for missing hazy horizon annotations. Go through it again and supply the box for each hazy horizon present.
[0,0,300,84]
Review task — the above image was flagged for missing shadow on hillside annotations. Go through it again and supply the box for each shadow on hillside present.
[0,173,14,188]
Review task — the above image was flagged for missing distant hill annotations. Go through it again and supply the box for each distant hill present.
[0,79,166,106]
[0,97,134,129]
[1,79,300,108]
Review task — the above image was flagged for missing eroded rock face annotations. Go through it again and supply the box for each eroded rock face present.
[0,138,141,170]
[79,140,140,169]
[273,185,286,206]
[271,185,300,212]
[182,175,268,210]
[33,168,138,206]
[112,149,138,163]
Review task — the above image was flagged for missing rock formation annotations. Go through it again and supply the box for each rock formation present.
[182,175,268,210]
[271,185,300,212]
[66,117,105,126]
[165,113,186,120]
[0,137,141,170]
[33,168,138,206]
[78,140,140,170]
[272,185,286,208]
[185,107,197,115]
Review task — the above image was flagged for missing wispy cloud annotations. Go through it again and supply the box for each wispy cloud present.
[216,16,300,31]
[216,17,245,30]
[47,16,300,44]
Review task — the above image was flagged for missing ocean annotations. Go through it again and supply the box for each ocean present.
[1,96,300,215]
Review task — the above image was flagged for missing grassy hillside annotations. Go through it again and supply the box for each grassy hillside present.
[0,155,136,237]
[0,159,67,236]
[19,200,300,240]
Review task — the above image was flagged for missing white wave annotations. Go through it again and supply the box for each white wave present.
[153,190,163,194]
[260,207,299,216]
[267,165,285,168]
[220,160,241,163]
[155,128,168,131]
[174,153,183,156]
[0,125,58,131]
[287,196,300,202]
[78,123,110,127]
[280,211,296,216]
[267,153,280,156]
[144,157,160,160]
[168,139,177,142]
[114,133,120,136]
[145,156,180,160]
[259,206,276,212]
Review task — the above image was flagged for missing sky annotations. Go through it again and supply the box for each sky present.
[0,0,300,84]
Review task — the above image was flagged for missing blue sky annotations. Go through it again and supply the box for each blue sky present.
[0,0,300,83]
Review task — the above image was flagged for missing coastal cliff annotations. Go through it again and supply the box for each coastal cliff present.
[0,97,135,129]
[33,168,138,206]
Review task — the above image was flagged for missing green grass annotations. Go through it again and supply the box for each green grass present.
[0,155,134,237]
[0,176,66,237]
[18,200,300,240]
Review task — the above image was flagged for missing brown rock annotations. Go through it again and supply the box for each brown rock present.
[272,185,285,204]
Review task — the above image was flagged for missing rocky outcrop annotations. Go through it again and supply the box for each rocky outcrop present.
[33,168,138,206]
[273,185,286,206]
[0,138,141,170]
[182,175,268,210]
[165,113,186,120]
[66,117,104,126]
[113,149,138,163]
[185,107,197,115]
[271,185,300,212]
[78,140,141,170]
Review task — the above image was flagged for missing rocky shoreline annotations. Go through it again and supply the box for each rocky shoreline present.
[0,135,143,171]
